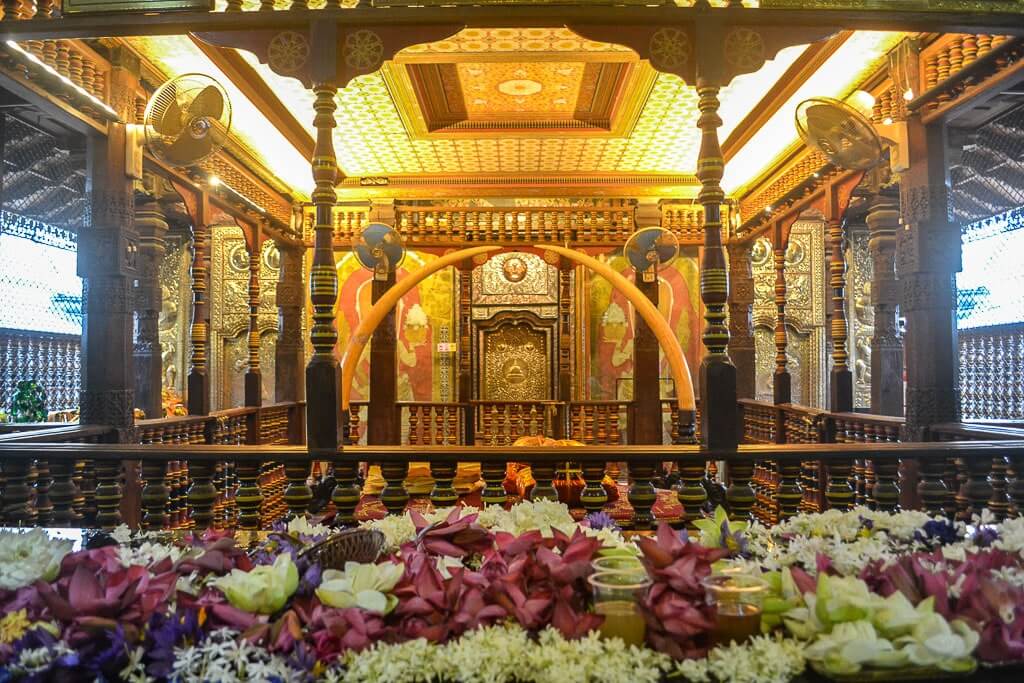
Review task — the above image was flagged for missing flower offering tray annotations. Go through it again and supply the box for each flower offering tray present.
[809,661,977,682]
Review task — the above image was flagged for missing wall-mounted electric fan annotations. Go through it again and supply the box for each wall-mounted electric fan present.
[355,222,406,281]
[624,226,680,283]
[143,73,232,168]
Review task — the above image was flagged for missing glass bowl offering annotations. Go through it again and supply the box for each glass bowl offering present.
[590,555,645,574]
[587,570,652,647]
[700,572,768,646]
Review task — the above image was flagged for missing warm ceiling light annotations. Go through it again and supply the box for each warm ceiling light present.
[4,40,120,120]
[764,206,773,214]
[903,88,914,101]
[208,175,221,187]
[850,89,876,114]
[883,116,894,125]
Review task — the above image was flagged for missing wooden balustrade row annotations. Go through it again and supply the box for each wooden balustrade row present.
[1,441,1023,532]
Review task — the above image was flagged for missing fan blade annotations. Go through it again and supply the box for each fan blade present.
[152,93,185,138]
[189,85,225,121]
[162,131,216,166]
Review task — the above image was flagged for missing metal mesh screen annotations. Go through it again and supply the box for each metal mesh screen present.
[0,115,87,232]
[950,104,1024,225]
[956,207,1024,330]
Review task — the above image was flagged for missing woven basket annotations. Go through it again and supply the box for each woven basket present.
[300,528,386,569]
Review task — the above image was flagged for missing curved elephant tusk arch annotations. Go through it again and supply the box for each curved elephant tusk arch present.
[539,245,695,411]
[339,246,501,409]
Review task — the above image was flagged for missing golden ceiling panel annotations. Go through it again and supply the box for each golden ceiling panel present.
[396,28,634,61]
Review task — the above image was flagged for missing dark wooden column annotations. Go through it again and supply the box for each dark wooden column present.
[727,241,755,399]
[457,262,474,444]
[866,187,904,417]
[696,79,738,449]
[556,263,573,439]
[186,197,211,416]
[78,50,138,438]
[367,269,399,445]
[633,273,662,444]
[900,120,960,440]
[305,82,341,454]
[828,217,853,413]
[275,244,305,403]
[244,222,263,407]
[772,223,792,405]
[133,194,168,420]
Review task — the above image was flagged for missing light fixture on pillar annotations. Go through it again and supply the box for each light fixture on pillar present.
[888,38,921,105]
[207,173,268,215]
[624,226,679,283]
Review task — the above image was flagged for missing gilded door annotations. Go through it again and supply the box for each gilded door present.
[479,321,551,401]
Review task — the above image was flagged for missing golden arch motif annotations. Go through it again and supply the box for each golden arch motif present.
[337,245,696,412]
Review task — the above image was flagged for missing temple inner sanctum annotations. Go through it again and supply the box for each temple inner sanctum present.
[0,2,1023,682]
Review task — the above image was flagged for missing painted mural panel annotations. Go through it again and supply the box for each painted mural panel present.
[585,248,701,401]
[335,250,455,403]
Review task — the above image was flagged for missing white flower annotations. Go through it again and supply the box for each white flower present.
[286,516,330,538]
[120,646,153,683]
[117,540,186,568]
[674,634,805,683]
[172,628,303,682]
[0,528,73,590]
[361,514,416,553]
[316,561,404,613]
[478,500,577,537]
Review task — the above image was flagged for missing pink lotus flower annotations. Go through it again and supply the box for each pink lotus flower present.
[307,605,391,660]
[408,508,494,558]
[637,524,727,660]
[35,547,176,645]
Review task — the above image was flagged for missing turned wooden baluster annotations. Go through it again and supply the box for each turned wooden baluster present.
[48,460,78,527]
[580,461,608,514]
[628,461,658,530]
[141,459,169,530]
[187,461,217,529]
[871,458,901,512]
[434,407,445,446]
[33,460,52,526]
[988,456,1010,521]
[480,459,508,507]
[235,460,263,530]
[677,457,708,529]
[430,460,458,508]
[283,462,312,519]
[408,406,419,445]
[532,458,558,501]
[917,458,950,516]
[776,460,803,521]
[95,461,123,529]
[963,455,994,520]
[380,462,410,515]
[825,459,855,511]
[726,459,756,522]
[2,460,34,526]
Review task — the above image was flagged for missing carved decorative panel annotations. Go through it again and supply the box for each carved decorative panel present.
[210,226,249,411]
[847,227,874,410]
[472,252,558,308]
[159,236,190,397]
[480,322,550,401]
[0,330,80,414]
[751,219,827,408]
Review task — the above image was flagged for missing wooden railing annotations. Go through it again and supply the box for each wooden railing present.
[402,402,463,446]
[0,441,1022,533]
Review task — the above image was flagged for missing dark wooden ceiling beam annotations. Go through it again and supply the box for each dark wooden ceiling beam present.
[2,7,1024,42]
[189,35,315,162]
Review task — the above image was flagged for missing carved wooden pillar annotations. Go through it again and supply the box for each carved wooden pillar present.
[306,82,341,454]
[79,51,138,437]
[772,226,792,405]
[275,245,305,403]
[368,269,399,445]
[866,189,904,417]
[187,211,211,416]
[828,218,853,413]
[556,263,572,440]
[727,241,755,399]
[457,263,474,444]
[633,273,661,444]
[696,79,737,449]
[133,196,168,420]
[900,120,960,440]
[244,223,262,407]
